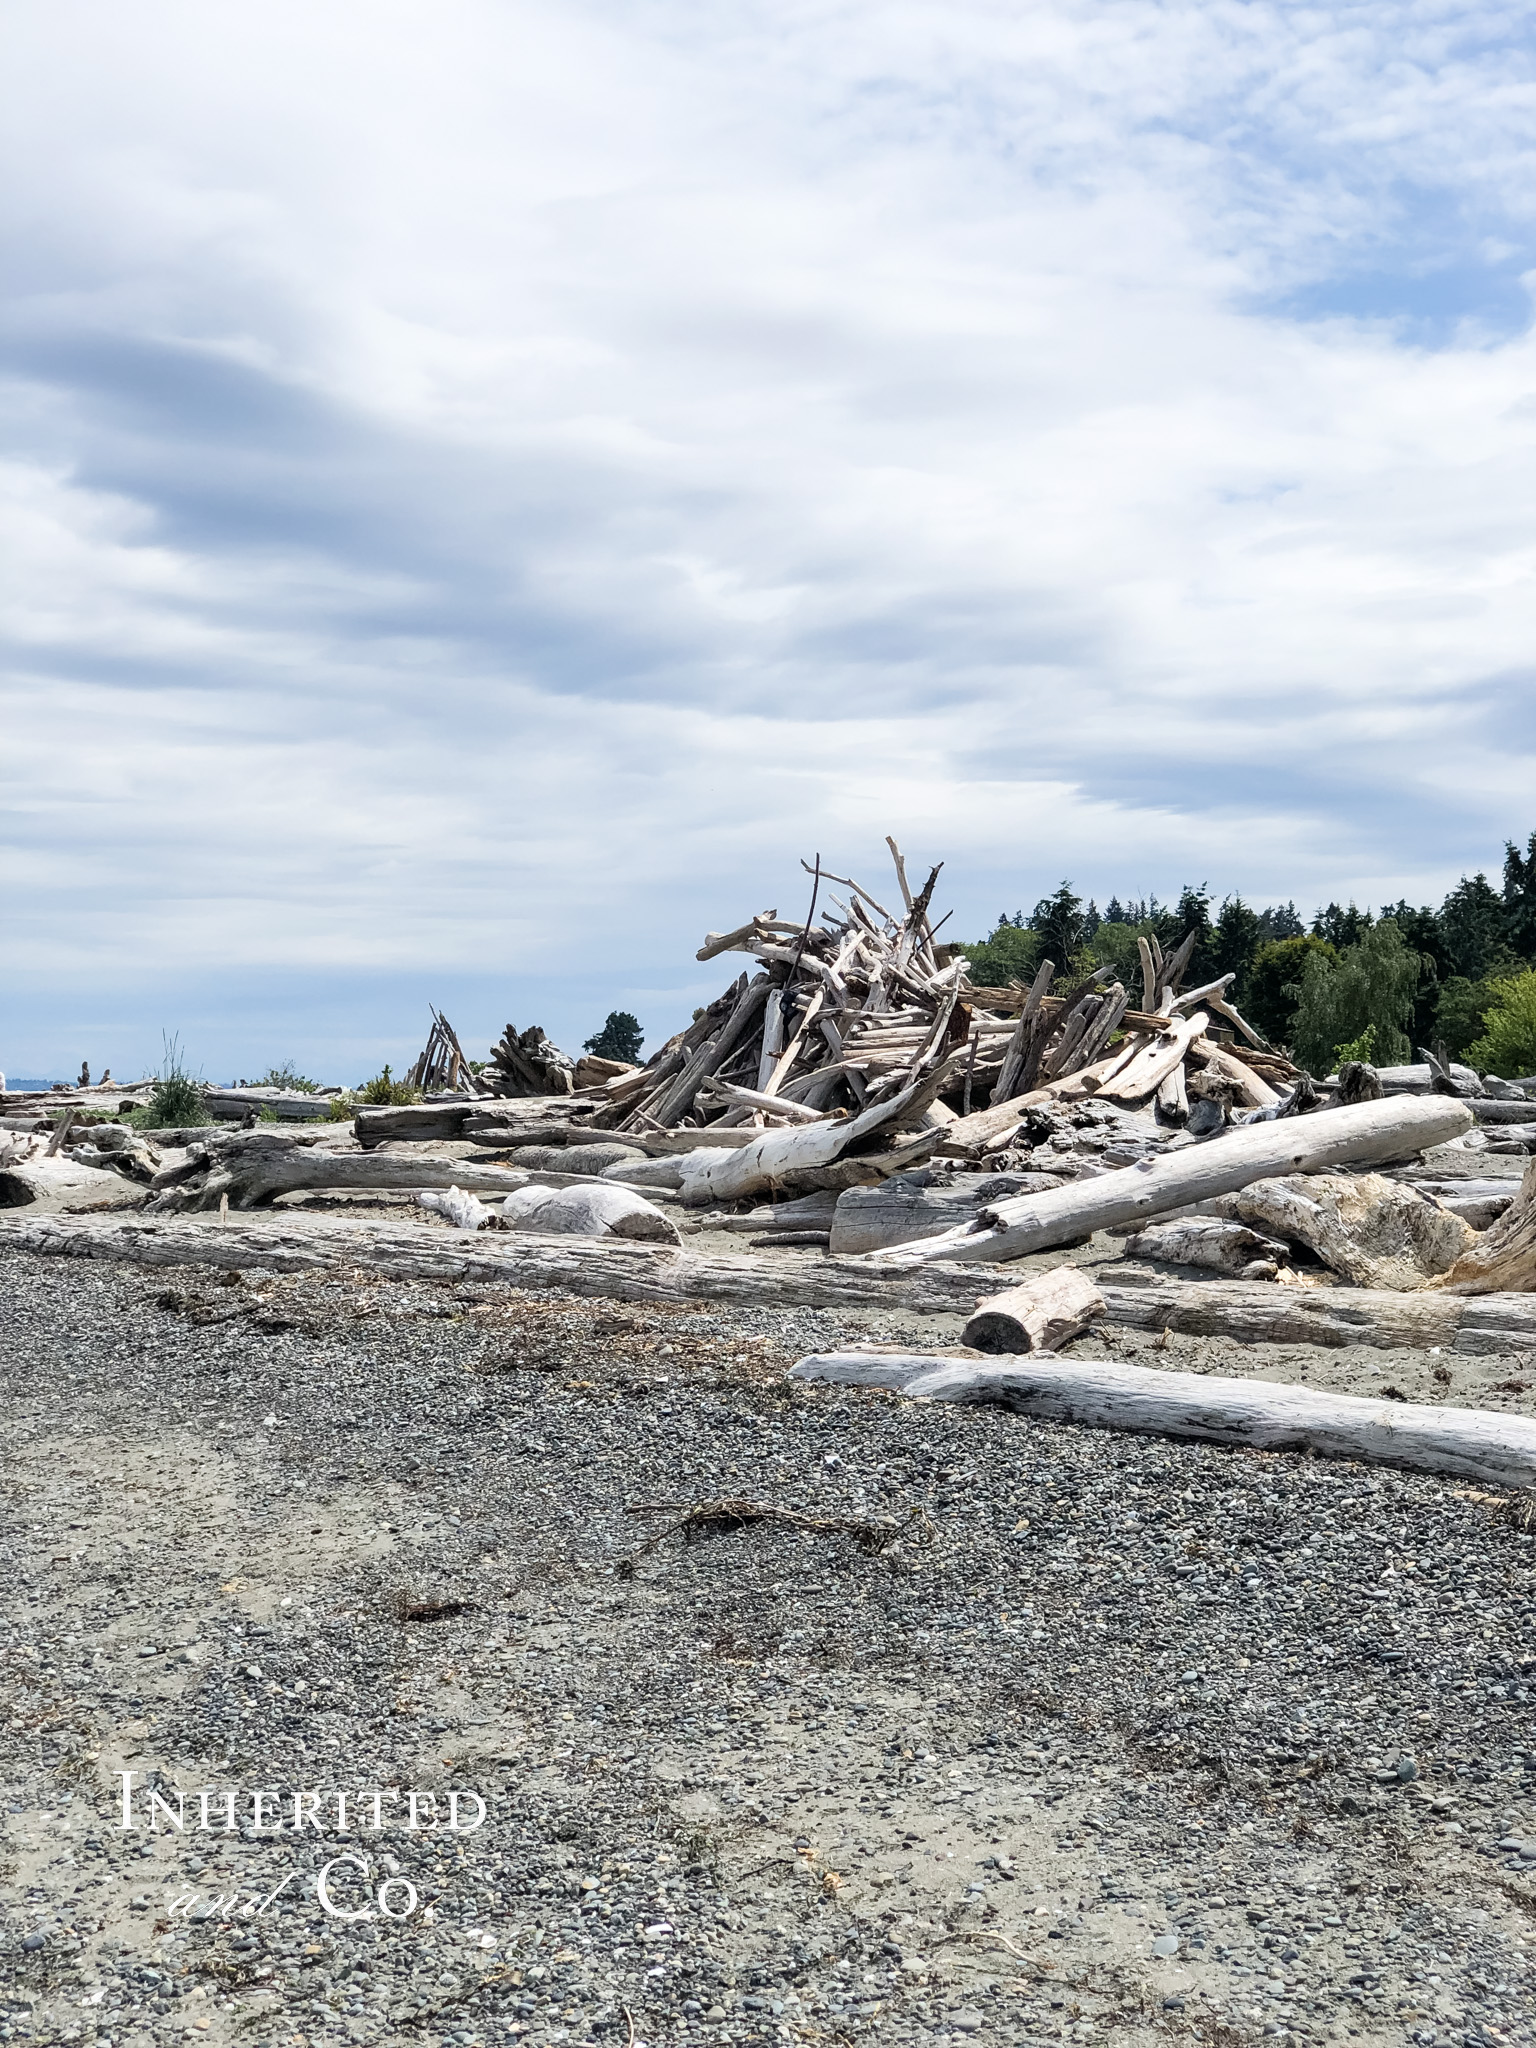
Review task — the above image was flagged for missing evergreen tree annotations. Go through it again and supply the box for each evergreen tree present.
[1439,872,1506,980]
[584,1011,645,1063]
[1502,833,1536,959]
[1378,899,1445,1042]
[1173,884,1215,983]
[1258,901,1305,940]
[1212,895,1261,995]
[1028,882,1088,967]
[1311,902,1373,948]
[1291,920,1422,1076]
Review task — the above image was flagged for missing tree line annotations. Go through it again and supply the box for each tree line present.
[956,831,1536,1079]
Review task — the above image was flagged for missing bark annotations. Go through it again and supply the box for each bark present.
[862,1096,1476,1268]
[788,1353,1536,1489]
[356,1103,479,1146]
[961,1268,1106,1353]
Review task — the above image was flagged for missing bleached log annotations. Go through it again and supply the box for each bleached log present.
[500,1183,681,1245]
[1123,1219,1288,1276]
[201,1087,335,1122]
[357,1103,479,1146]
[0,1156,146,1213]
[1093,1012,1207,1105]
[1191,1042,1280,1110]
[863,1095,1477,1267]
[961,1268,1105,1353]
[416,1187,491,1230]
[188,1145,554,1211]
[828,1172,1067,1255]
[676,1068,953,1208]
[0,1212,988,1313]
[788,1353,1536,1489]
[1233,1173,1475,1290]
[931,1054,1129,1159]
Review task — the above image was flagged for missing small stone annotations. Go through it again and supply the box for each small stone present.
[1396,1757,1418,1782]
[22,1933,45,1952]
[1162,1995,1185,2010]
[1152,1933,1180,1957]
[950,2010,985,2033]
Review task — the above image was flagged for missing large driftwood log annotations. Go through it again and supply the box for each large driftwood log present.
[828,1172,1067,1255]
[962,1268,1105,1353]
[187,1146,552,1211]
[1123,1218,1288,1277]
[862,1096,1476,1267]
[0,1214,987,1312]
[0,1156,146,1214]
[12,1211,1536,1354]
[1231,1173,1475,1290]
[1431,1158,1536,1294]
[788,1353,1536,1488]
[202,1088,335,1123]
[676,1072,950,1207]
[356,1103,479,1146]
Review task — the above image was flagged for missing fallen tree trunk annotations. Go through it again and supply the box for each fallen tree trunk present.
[11,1211,1536,1353]
[356,1103,480,1146]
[676,1070,952,1207]
[189,1149,555,1211]
[962,1268,1105,1353]
[0,1156,146,1214]
[862,1096,1475,1267]
[787,1352,1536,1488]
[0,1214,986,1311]
[828,1172,1067,1254]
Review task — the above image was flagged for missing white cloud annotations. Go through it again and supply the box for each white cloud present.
[4,0,1536,1073]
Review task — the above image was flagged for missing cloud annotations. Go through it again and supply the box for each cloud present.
[4,0,1536,1074]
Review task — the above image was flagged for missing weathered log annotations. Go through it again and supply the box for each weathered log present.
[0,1213,988,1312]
[1123,1218,1289,1277]
[1431,1158,1536,1294]
[1093,1012,1208,1105]
[828,1172,1067,1255]
[356,1103,479,1146]
[500,1183,681,1245]
[862,1096,1476,1267]
[788,1353,1536,1488]
[1099,1273,1467,1349]
[416,1187,490,1230]
[187,1143,553,1211]
[676,1069,951,1208]
[961,1268,1105,1353]
[201,1087,335,1123]
[1232,1173,1474,1290]
[0,1156,146,1213]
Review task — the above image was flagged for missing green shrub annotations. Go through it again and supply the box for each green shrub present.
[136,1035,212,1130]
[1467,971,1536,1078]
[1332,1024,1379,1067]
[326,1092,360,1122]
[256,1061,318,1093]
[356,1065,421,1106]
[958,923,1042,988]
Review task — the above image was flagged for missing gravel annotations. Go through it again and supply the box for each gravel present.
[3,1244,1536,2048]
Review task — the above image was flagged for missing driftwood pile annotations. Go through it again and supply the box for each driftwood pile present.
[575,840,1293,1142]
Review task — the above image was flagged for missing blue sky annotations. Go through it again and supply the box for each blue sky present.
[5,0,1536,1083]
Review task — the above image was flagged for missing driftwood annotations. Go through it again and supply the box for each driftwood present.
[1432,1159,1536,1294]
[1231,1173,1475,1290]
[675,1070,952,1207]
[788,1352,1536,1489]
[0,1155,146,1213]
[416,1187,490,1230]
[356,1103,478,1146]
[500,1183,681,1245]
[201,1087,337,1123]
[12,1211,1536,1355]
[178,1140,548,1211]
[961,1268,1105,1354]
[1123,1218,1288,1277]
[0,1213,987,1312]
[862,1096,1476,1267]
[827,1171,1066,1255]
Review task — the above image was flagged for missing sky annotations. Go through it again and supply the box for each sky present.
[5,0,1536,1083]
